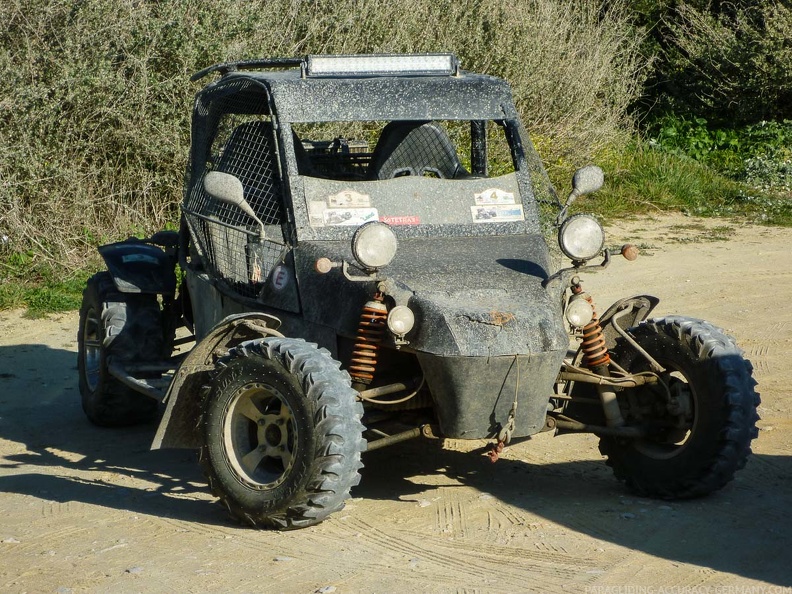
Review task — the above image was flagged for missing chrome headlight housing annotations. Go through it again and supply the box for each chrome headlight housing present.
[351,221,398,270]
[387,305,415,337]
[564,295,595,328]
[558,214,605,263]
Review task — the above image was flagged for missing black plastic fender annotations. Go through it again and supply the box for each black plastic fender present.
[151,312,282,450]
[98,240,177,294]
[598,294,660,350]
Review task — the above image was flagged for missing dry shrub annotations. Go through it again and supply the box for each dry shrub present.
[663,2,792,125]
[0,0,647,277]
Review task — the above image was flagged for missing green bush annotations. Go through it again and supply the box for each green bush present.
[646,2,792,126]
[0,0,647,284]
[646,116,792,193]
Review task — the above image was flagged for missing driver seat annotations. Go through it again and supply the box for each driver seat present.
[368,121,467,180]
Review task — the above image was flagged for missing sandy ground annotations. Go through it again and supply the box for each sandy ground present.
[0,214,790,593]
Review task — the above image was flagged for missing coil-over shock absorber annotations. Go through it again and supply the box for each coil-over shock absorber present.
[581,309,610,368]
[570,278,624,427]
[349,293,388,387]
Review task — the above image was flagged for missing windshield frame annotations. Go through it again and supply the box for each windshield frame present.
[280,118,550,242]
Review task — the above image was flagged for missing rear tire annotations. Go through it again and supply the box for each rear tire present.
[77,272,162,426]
[599,316,760,499]
[200,338,365,530]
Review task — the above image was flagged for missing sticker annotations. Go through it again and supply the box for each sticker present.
[328,190,371,208]
[380,215,421,226]
[471,204,524,223]
[309,201,327,227]
[271,264,289,291]
[250,258,263,283]
[324,208,379,226]
[121,254,160,265]
[474,188,516,205]
[248,246,265,282]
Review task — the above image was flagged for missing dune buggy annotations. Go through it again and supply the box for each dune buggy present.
[78,53,759,529]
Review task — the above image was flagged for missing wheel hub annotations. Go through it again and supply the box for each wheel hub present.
[634,371,696,459]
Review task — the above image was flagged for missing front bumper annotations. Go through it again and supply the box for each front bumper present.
[417,348,564,439]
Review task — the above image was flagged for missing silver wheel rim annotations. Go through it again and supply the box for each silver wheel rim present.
[82,305,102,392]
[223,382,296,490]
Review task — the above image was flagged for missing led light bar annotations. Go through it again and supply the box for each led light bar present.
[306,53,458,77]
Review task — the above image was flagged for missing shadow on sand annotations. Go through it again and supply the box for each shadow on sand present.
[0,343,790,585]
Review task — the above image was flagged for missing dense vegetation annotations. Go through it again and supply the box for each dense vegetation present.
[0,0,790,313]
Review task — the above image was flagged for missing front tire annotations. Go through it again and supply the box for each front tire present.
[600,316,760,499]
[77,272,162,426]
[200,338,365,530]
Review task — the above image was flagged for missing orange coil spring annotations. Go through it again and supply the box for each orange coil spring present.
[349,294,388,384]
[581,297,610,368]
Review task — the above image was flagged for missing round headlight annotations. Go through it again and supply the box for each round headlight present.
[565,296,594,328]
[387,305,415,336]
[558,214,605,262]
[351,221,398,270]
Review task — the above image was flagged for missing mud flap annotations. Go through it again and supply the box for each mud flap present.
[98,240,177,294]
[151,312,282,450]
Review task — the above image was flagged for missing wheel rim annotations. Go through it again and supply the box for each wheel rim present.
[634,368,697,460]
[81,305,102,392]
[222,382,296,490]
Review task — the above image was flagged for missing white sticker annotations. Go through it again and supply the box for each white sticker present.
[271,265,289,291]
[474,188,516,205]
[324,208,379,226]
[471,204,524,223]
[309,201,327,227]
[328,189,371,208]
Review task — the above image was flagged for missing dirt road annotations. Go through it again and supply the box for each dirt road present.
[0,215,790,593]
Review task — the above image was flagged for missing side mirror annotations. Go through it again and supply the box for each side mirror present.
[571,165,604,196]
[556,165,604,225]
[203,171,265,240]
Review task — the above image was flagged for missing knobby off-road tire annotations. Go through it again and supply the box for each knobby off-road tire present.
[200,338,366,530]
[599,316,760,499]
[77,272,162,426]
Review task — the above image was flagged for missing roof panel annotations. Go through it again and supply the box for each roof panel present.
[214,70,516,122]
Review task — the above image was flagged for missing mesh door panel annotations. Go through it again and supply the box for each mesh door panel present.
[184,119,285,299]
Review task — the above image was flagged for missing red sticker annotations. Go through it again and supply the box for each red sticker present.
[379,215,421,226]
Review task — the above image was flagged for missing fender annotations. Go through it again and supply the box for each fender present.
[98,240,177,294]
[598,294,660,349]
[151,312,282,450]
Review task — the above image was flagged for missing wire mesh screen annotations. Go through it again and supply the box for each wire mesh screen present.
[184,116,285,299]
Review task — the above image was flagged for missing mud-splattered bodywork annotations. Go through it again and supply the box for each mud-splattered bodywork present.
[178,59,567,441]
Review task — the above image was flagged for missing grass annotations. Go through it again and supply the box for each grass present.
[0,266,91,318]
[572,145,792,226]
[0,0,650,318]
[0,0,646,286]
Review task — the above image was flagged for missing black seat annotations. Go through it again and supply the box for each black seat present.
[368,121,467,180]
